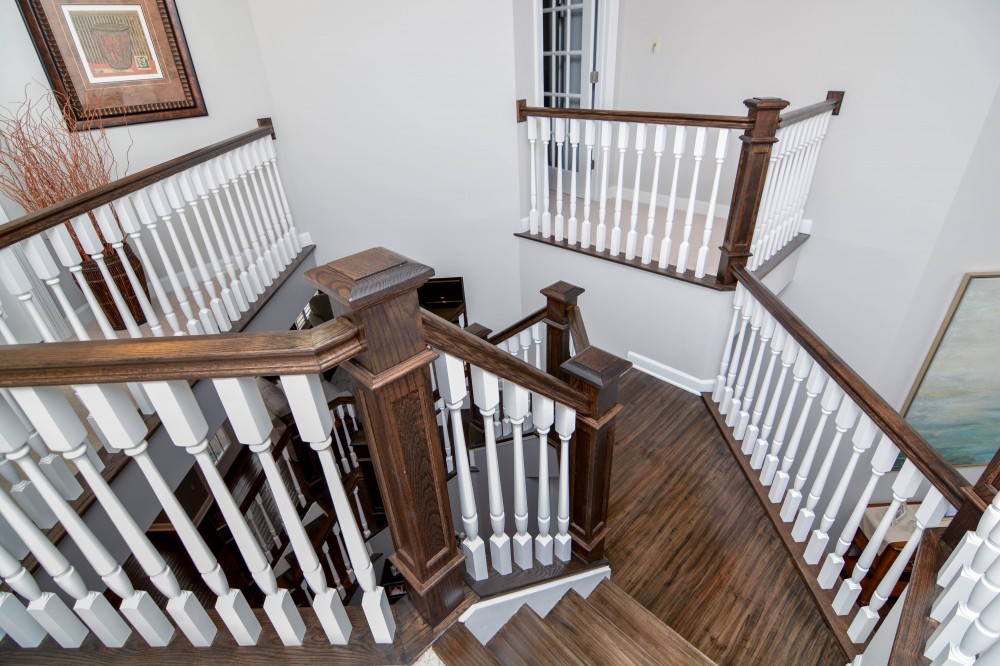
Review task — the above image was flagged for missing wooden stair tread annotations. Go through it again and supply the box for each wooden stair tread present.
[587,581,716,665]
[487,606,589,666]
[545,589,671,666]
[889,527,950,665]
[434,622,501,666]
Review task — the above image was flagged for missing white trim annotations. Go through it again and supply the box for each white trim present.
[459,565,610,644]
[799,218,813,234]
[593,0,619,109]
[531,0,543,106]
[520,216,530,232]
[607,186,732,221]
[627,351,714,395]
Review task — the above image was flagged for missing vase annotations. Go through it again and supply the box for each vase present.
[81,242,150,331]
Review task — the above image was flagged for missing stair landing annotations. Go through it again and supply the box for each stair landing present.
[605,370,848,666]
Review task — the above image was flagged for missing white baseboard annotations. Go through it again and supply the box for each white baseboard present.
[627,351,714,396]
[459,565,611,644]
[607,186,731,221]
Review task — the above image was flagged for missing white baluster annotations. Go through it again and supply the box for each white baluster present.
[928,583,1000,665]
[248,143,294,265]
[735,312,776,442]
[753,339,804,473]
[527,117,539,234]
[502,379,532,570]
[229,151,281,279]
[146,183,219,334]
[595,121,612,253]
[658,126,687,269]
[940,494,1000,591]
[553,118,566,242]
[533,392,555,565]
[114,197,184,335]
[540,118,552,238]
[162,177,231,332]
[176,171,241,322]
[932,501,1000,624]
[129,190,203,334]
[554,403,576,562]
[0,247,65,345]
[728,301,764,423]
[768,362,827,500]
[791,114,832,241]
[805,414,878,563]
[641,126,666,264]
[567,119,580,245]
[927,526,1000,660]
[0,448,52,532]
[625,124,648,260]
[609,123,630,256]
[221,154,277,283]
[258,138,302,254]
[0,393,171,646]
[849,488,947,642]
[719,298,755,416]
[210,158,265,297]
[330,421,352,475]
[675,127,707,272]
[713,285,746,402]
[351,486,371,541]
[833,461,923,614]
[519,329,532,365]
[437,397,454,474]
[695,129,731,278]
[332,523,355,583]
[746,327,788,466]
[0,483,129,646]
[239,146,289,268]
[818,435,899,589]
[17,235,92,340]
[143,380,306,646]
[532,322,544,370]
[191,165,251,315]
[278,374,395,642]
[94,204,166,337]
[0,592,45,648]
[0,529,88,647]
[580,120,596,249]
[214,377,351,644]
[200,162,260,302]
[470,367,512,575]
[779,381,844,521]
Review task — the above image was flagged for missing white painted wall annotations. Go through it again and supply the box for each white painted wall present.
[611,0,1000,406]
[246,1,524,330]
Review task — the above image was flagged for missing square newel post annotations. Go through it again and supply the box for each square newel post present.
[717,97,789,285]
[560,346,632,564]
[305,248,467,627]
[541,281,586,380]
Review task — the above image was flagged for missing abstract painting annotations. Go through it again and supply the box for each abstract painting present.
[904,273,1000,467]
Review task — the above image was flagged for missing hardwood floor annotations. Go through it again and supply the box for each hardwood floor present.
[605,370,848,666]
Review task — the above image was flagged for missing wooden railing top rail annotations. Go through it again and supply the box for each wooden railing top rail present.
[568,306,590,351]
[485,306,547,346]
[516,99,751,130]
[778,91,845,128]
[0,121,275,251]
[421,310,591,416]
[0,316,363,387]
[733,265,967,508]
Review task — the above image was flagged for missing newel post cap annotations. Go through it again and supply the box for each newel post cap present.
[541,281,585,306]
[561,346,632,391]
[305,247,434,311]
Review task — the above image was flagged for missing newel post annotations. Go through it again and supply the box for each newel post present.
[560,347,632,563]
[717,97,789,285]
[541,281,586,380]
[305,248,467,627]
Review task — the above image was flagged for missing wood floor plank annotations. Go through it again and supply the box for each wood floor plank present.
[435,622,501,666]
[604,370,848,666]
[487,606,589,666]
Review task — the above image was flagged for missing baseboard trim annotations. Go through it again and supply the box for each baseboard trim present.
[627,352,714,396]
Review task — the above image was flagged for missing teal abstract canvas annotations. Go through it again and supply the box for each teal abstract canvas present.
[905,274,1000,467]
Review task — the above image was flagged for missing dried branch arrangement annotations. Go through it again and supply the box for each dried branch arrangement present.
[0,87,129,257]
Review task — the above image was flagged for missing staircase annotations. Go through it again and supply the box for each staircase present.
[436,580,715,665]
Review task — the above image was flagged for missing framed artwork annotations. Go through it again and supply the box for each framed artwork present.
[17,0,207,129]
[903,273,1000,467]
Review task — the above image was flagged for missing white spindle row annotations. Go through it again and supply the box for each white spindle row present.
[712,283,954,645]
[433,351,576,581]
[525,116,735,278]
[0,137,301,353]
[748,112,832,270]
[921,493,1000,664]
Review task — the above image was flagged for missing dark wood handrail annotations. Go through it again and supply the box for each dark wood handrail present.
[420,310,591,416]
[0,124,274,251]
[778,91,845,128]
[486,307,547,346]
[568,306,590,351]
[516,99,750,130]
[733,265,968,509]
[0,316,364,387]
